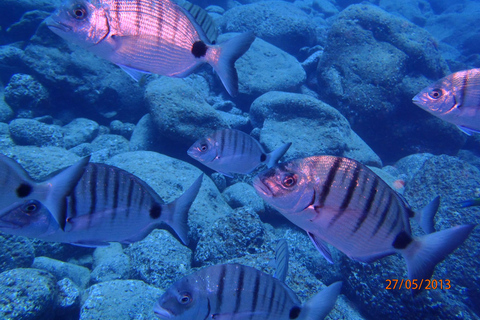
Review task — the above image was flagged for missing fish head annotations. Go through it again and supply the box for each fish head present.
[253,161,314,214]
[153,276,206,320]
[0,200,53,237]
[46,0,109,49]
[412,76,457,119]
[187,137,217,164]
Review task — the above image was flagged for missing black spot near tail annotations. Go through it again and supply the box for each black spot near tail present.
[149,203,162,219]
[260,153,267,162]
[191,41,207,58]
[289,306,301,319]
[392,231,413,249]
[16,183,32,198]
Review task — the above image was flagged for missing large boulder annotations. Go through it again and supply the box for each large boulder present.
[316,3,465,162]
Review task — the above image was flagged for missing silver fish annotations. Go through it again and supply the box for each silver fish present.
[46,0,255,96]
[253,155,475,292]
[0,154,202,247]
[413,68,480,135]
[154,263,341,320]
[187,129,291,177]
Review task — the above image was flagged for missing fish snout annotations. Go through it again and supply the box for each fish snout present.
[153,304,173,319]
[252,176,272,198]
[45,15,73,33]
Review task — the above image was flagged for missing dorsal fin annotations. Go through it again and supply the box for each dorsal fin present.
[181,1,218,44]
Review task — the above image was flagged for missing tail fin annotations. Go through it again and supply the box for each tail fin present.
[402,224,475,294]
[40,156,90,230]
[164,174,203,246]
[209,31,255,97]
[302,281,342,320]
[267,142,292,168]
[414,196,439,234]
[273,239,289,282]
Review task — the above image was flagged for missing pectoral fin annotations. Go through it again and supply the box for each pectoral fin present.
[307,232,333,264]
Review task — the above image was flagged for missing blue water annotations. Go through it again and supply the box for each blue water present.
[0,0,479,319]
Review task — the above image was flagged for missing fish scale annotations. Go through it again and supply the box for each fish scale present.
[254,155,475,291]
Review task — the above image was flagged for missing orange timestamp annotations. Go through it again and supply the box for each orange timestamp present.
[385,279,451,290]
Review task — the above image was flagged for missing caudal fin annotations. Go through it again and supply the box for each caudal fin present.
[414,196,439,234]
[402,224,475,294]
[267,142,292,168]
[164,174,203,246]
[302,281,342,320]
[273,239,289,282]
[210,31,255,97]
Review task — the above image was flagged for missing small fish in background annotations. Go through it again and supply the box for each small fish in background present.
[188,129,292,177]
[0,154,202,247]
[412,68,480,135]
[459,197,480,208]
[154,263,342,320]
[253,155,475,293]
[46,0,255,96]
[274,238,289,282]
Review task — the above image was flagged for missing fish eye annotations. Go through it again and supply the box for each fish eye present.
[72,5,87,20]
[178,292,192,304]
[428,89,443,99]
[199,143,208,152]
[23,200,40,214]
[282,174,297,188]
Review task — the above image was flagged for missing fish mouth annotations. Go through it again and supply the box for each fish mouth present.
[153,305,173,319]
[252,176,272,197]
[45,17,73,33]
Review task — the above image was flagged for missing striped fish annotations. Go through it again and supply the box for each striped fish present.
[273,239,289,282]
[0,154,202,247]
[413,68,480,135]
[154,263,341,320]
[187,129,291,177]
[46,0,255,96]
[253,155,475,292]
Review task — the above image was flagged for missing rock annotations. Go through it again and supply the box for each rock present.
[79,280,162,320]
[109,120,135,140]
[5,10,51,43]
[105,151,232,234]
[9,118,64,147]
[221,1,316,54]
[145,76,228,147]
[0,234,34,273]
[4,74,49,117]
[69,143,94,158]
[0,46,25,84]
[217,110,250,130]
[56,278,81,320]
[129,114,160,152]
[394,153,435,182]
[124,230,191,289]
[222,182,265,214]
[89,134,130,163]
[0,95,14,122]
[210,172,227,193]
[0,122,15,152]
[193,207,271,266]
[32,256,91,289]
[91,243,131,284]
[63,118,99,149]
[0,268,57,320]
[378,0,433,26]
[316,3,463,162]
[250,91,382,166]
[220,35,306,100]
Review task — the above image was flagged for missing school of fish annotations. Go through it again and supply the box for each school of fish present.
[0,0,478,318]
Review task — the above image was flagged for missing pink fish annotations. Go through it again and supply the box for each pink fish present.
[46,0,255,96]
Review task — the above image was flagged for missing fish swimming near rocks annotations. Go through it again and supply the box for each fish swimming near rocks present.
[412,68,480,135]
[0,154,202,247]
[154,263,341,320]
[459,197,480,208]
[46,0,255,96]
[253,155,475,293]
[188,129,291,177]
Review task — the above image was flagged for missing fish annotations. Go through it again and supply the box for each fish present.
[253,155,475,293]
[273,239,289,282]
[412,68,480,135]
[46,0,255,97]
[0,154,202,247]
[153,263,341,320]
[459,197,480,208]
[187,129,292,177]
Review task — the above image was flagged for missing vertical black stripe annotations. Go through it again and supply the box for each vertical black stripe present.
[329,161,359,226]
[126,176,134,218]
[353,176,379,233]
[114,0,120,29]
[319,157,342,208]
[267,280,276,314]
[103,166,109,206]
[112,169,120,221]
[216,265,227,311]
[233,267,245,313]
[220,130,226,157]
[387,202,400,235]
[135,0,141,34]
[372,192,392,236]
[232,130,239,158]
[88,165,97,215]
[249,272,260,319]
